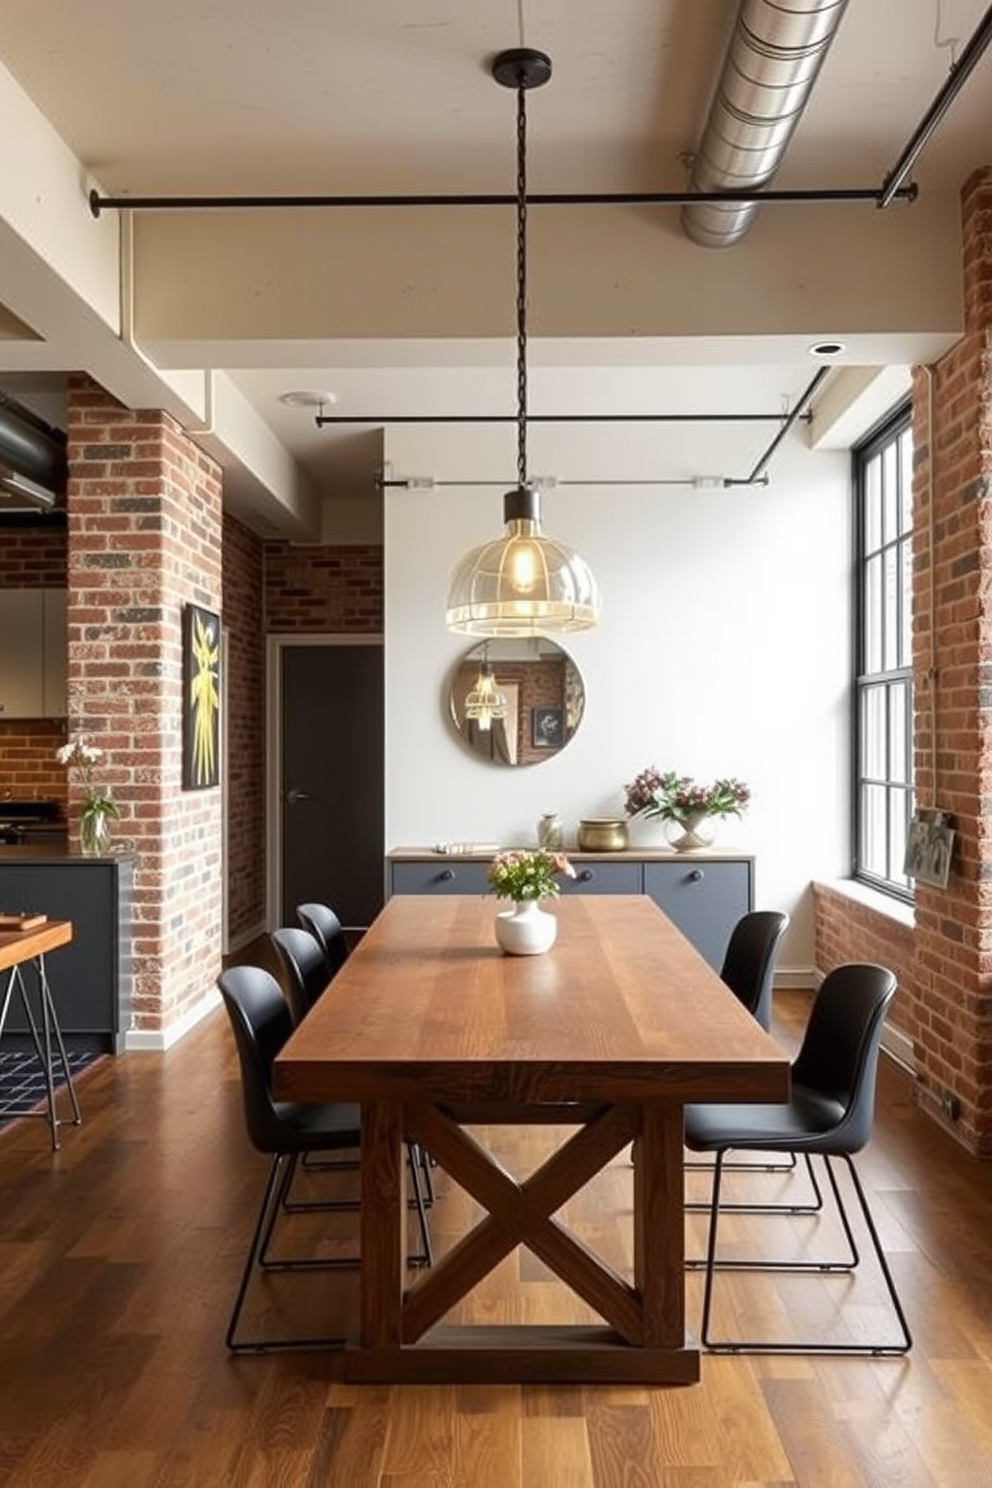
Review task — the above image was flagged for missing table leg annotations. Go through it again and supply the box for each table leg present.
[0,956,82,1149]
[35,954,82,1126]
[633,1105,686,1347]
[359,1100,406,1349]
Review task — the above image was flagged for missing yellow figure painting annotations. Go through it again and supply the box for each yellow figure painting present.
[185,605,220,788]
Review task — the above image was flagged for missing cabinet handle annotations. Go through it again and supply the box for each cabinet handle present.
[578,869,595,883]
[688,869,704,883]
[436,868,455,882]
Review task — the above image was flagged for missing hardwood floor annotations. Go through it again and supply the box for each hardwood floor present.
[2,989,992,1486]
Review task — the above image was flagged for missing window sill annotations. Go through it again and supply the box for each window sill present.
[815,877,915,928]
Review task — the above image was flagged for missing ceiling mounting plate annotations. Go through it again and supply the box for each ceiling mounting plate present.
[491,48,552,91]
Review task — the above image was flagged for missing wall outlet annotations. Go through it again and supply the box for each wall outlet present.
[939,1089,961,1122]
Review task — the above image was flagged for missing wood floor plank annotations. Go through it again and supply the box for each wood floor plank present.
[521,1413,595,1488]
[3,987,992,1486]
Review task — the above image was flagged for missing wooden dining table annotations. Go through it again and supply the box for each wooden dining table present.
[273,893,789,1384]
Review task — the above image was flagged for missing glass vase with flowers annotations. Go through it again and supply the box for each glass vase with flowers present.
[623,768,750,851]
[487,848,576,955]
[55,736,121,856]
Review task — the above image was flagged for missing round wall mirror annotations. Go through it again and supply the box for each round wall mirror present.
[448,638,585,766]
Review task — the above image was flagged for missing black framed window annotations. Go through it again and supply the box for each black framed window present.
[854,404,914,896]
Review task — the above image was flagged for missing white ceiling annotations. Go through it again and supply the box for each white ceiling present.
[0,0,990,531]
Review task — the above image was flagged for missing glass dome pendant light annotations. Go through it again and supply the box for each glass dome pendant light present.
[445,48,601,637]
[463,641,508,732]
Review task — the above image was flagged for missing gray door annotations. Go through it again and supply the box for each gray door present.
[280,643,384,930]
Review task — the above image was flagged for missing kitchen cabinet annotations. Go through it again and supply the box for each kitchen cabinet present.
[0,853,133,1052]
[387,849,754,970]
[0,587,67,718]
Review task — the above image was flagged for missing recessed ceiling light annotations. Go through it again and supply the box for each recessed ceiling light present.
[808,340,846,359]
[278,389,338,408]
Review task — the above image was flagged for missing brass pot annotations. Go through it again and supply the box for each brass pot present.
[577,817,630,852]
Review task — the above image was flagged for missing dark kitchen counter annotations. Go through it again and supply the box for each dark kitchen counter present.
[0,846,106,861]
[0,854,134,1052]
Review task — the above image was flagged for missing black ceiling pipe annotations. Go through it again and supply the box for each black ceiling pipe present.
[0,393,67,494]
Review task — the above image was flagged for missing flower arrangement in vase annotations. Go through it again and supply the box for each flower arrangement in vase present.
[487,848,576,955]
[622,767,750,851]
[55,736,121,855]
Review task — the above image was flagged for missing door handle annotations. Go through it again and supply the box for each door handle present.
[285,788,311,805]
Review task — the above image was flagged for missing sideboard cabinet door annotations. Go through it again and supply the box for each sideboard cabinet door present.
[558,861,641,895]
[643,860,753,970]
[390,861,491,896]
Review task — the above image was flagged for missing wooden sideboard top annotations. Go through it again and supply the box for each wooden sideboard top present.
[387,845,755,863]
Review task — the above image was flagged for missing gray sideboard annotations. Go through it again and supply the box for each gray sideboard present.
[386,849,754,970]
[0,853,134,1053]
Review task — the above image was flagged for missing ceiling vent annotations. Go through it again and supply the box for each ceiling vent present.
[0,392,67,513]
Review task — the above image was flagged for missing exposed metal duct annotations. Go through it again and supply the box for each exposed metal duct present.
[682,0,850,249]
[0,392,67,511]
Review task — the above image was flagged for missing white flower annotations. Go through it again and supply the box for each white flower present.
[55,736,104,767]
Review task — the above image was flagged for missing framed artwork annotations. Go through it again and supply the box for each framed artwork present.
[532,705,564,750]
[904,807,955,889]
[182,602,221,790]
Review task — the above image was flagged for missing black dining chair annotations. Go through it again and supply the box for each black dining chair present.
[686,908,790,1184]
[218,964,432,1353]
[271,925,330,1026]
[296,901,350,979]
[720,909,790,1031]
[684,961,912,1356]
[272,924,437,1201]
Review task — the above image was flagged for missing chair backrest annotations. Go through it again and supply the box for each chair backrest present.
[217,964,295,1155]
[270,925,329,1025]
[296,901,349,978]
[791,962,897,1154]
[719,910,790,1031]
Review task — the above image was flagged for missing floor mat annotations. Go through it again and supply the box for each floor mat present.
[0,1048,102,1134]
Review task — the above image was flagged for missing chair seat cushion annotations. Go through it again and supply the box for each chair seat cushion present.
[684,1084,846,1153]
[273,1100,361,1151]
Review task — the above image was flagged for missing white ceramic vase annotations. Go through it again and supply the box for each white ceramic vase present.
[494,898,558,956]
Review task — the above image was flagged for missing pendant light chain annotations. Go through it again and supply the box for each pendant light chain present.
[515,80,529,491]
[444,45,601,637]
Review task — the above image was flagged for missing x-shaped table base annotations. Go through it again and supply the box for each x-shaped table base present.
[349,1097,699,1385]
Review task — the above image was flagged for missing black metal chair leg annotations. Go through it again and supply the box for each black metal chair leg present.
[698,1151,911,1355]
[417,1141,436,1205]
[835,1154,912,1353]
[686,1148,825,1220]
[406,1140,433,1268]
[226,1155,351,1353]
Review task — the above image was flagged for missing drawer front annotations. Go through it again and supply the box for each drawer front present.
[643,861,752,969]
[390,861,490,896]
[560,861,642,896]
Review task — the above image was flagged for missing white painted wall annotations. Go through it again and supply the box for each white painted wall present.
[383,415,852,977]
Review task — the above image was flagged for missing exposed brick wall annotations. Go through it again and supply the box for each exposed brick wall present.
[816,167,992,1156]
[812,883,916,1028]
[264,543,382,632]
[66,374,223,1037]
[223,514,266,942]
[0,719,67,804]
[0,525,67,585]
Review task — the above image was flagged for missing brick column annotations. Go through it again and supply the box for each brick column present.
[814,167,992,1156]
[65,375,223,1039]
[907,167,992,1154]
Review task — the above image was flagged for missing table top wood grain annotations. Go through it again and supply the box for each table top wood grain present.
[274,895,788,1107]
